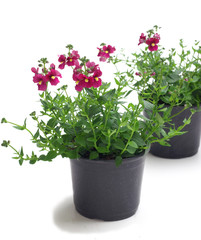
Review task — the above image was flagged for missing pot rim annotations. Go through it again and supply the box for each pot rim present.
[70,149,147,166]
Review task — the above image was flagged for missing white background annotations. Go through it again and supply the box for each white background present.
[0,0,201,239]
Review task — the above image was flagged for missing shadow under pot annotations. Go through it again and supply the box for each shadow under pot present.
[70,151,146,221]
[145,105,201,159]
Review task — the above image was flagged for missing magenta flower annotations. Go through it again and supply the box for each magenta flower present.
[73,73,95,91]
[58,55,66,69]
[71,50,80,59]
[98,45,116,62]
[146,38,159,52]
[138,33,146,46]
[78,74,94,88]
[45,69,62,86]
[102,45,116,56]
[153,33,160,40]
[67,56,78,66]
[32,67,48,91]
[135,72,142,76]
[93,70,102,88]
[75,83,83,92]
[99,56,107,62]
[86,61,100,73]
[73,72,80,82]
[66,50,80,66]
[150,72,156,76]
[31,67,39,74]
[33,74,48,91]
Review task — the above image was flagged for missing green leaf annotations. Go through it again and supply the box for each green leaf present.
[20,147,24,156]
[143,100,154,111]
[113,139,125,150]
[183,118,191,125]
[85,88,95,97]
[103,89,116,100]
[89,151,99,160]
[19,159,24,165]
[46,151,57,160]
[38,154,46,161]
[40,136,47,143]
[155,112,164,125]
[23,118,27,128]
[87,137,95,142]
[75,135,86,147]
[88,105,101,118]
[47,118,57,128]
[133,132,146,146]
[128,141,138,148]
[34,129,40,139]
[67,149,79,159]
[13,125,25,130]
[166,73,180,83]
[97,146,109,153]
[40,100,49,110]
[115,156,122,167]
[126,146,136,154]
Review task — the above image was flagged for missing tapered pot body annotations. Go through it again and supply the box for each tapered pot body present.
[147,105,201,158]
[70,152,146,221]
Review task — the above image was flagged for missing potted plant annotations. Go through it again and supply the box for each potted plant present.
[120,26,201,159]
[1,44,189,221]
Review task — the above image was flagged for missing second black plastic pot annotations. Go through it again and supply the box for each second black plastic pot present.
[70,151,146,221]
[145,105,201,159]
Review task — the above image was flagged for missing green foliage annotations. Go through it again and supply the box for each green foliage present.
[1,140,10,147]
[1,37,195,166]
[128,27,201,107]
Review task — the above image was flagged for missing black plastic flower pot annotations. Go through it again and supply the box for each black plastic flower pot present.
[145,105,201,159]
[70,152,146,221]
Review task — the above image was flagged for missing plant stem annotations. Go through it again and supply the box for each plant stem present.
[6,121,34,138]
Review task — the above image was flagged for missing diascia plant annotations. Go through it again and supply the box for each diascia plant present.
[129,26,201,107]
[1,43,191,166]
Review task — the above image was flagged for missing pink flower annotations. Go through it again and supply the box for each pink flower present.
[50,63,56,69]
[146,38,159,52]
[31,67,39,74]
[153,33,160,40]
[74,60,81,69]
[66,50,80,66]
[71,50,80,59]
[135,72,142,76]
[75,84,83,92]
[93,70,102,88]
[150,72,156,76]
[138,33,146,46]
[79,74,94,88]
[67,56,78,66]
[98,45,116,61]
[99,56,107,62]
[33,74,48,91]
[74,74,94,91]
[45,69,62,86]
[58,55,66,69]
[184,78,188,82]
[86,61,99,73]
[73,63,82,79]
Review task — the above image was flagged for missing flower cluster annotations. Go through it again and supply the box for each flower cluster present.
[73,61,102,91]
[58,47,103,91]
[97,44,116,62]
[58,50,80,69]
[138,32,160,52]
[32,60,62,91]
